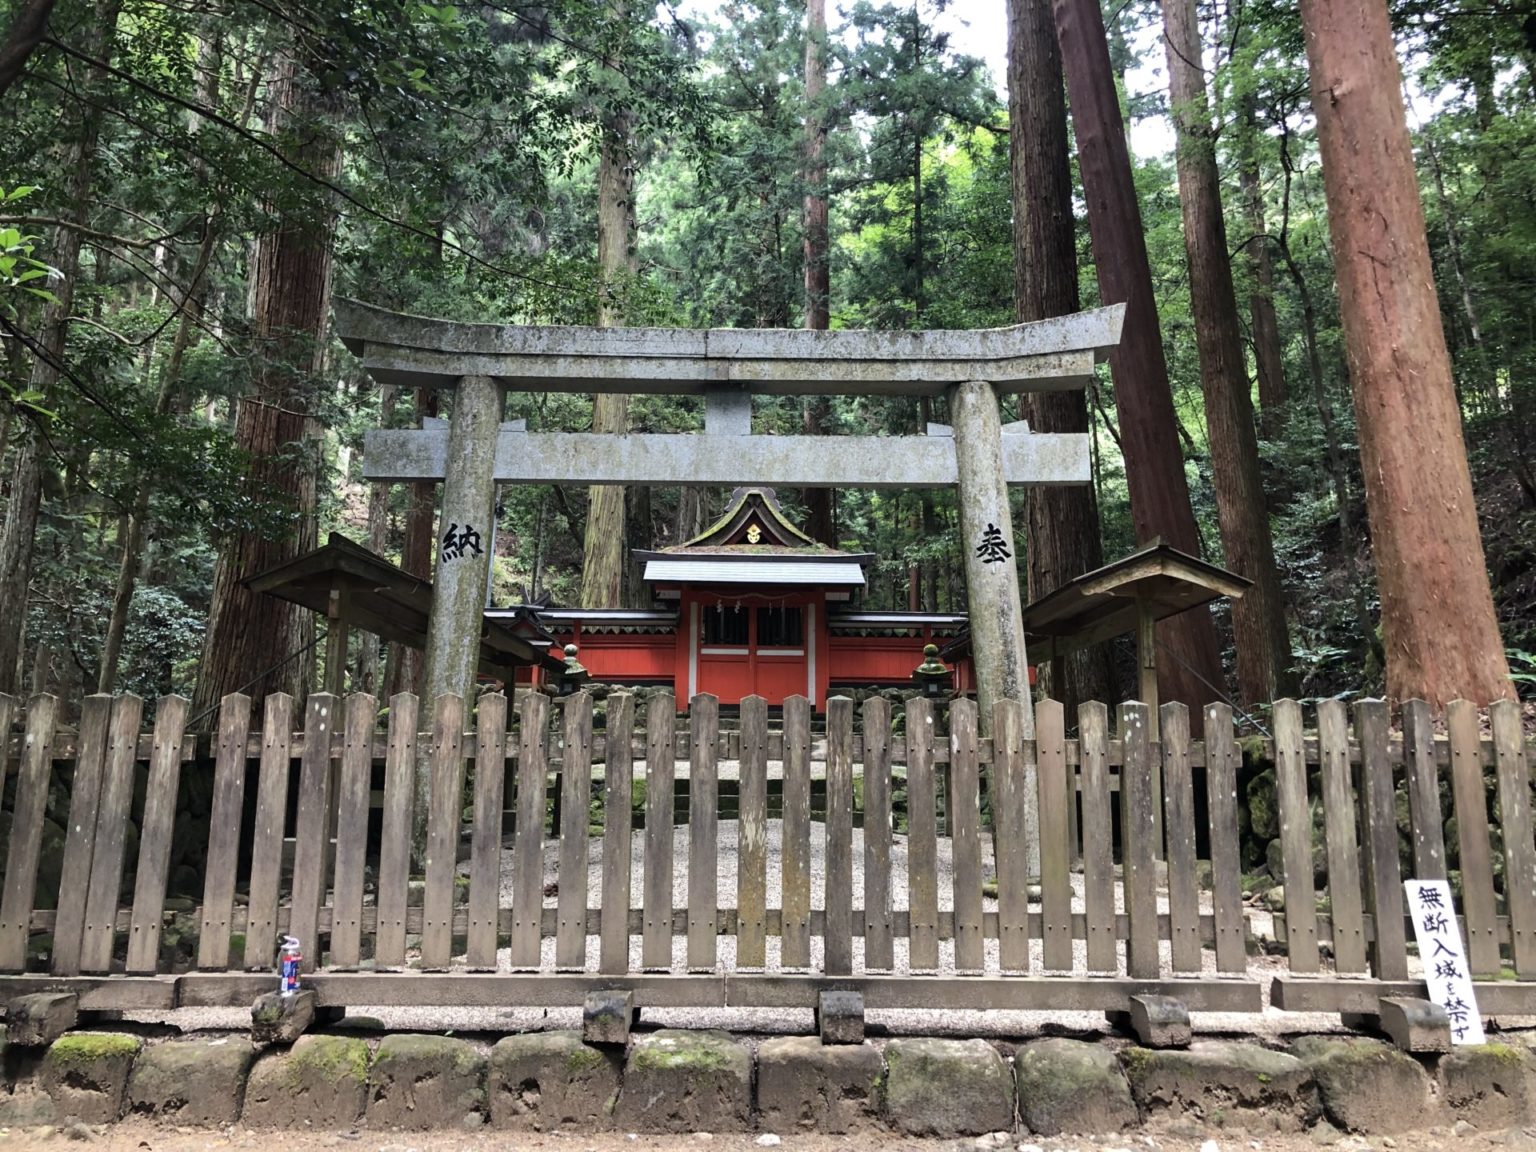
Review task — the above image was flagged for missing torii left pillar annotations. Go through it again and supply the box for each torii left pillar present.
[419,373,503,859]
[950,378,1038,875]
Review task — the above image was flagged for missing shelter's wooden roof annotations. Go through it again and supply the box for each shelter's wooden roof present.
[246,533,564,676]
[1021,542,1251,659]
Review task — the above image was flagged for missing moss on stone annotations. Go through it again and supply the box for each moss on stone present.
[46,1032,141,1067]
[289,1035,370,1084]
[630,1031,741,1073]
[1120,1046,1157,1085]
[565,1044,609,1073]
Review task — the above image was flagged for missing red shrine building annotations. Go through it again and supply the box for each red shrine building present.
[496,487,972,708]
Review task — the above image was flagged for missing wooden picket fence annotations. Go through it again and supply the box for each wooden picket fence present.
[1,688,1534,1026]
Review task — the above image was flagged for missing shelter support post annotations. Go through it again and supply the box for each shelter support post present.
[949,378,1037,875]
[419,373,503,855]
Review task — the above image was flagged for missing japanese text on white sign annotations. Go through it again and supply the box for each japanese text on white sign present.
[1404,879,1484,1045]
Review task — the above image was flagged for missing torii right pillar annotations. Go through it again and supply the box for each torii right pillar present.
[951,378,1039,874]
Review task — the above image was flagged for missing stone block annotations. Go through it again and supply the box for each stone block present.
[40,1032,142,1123]
[251,990,316,1045]
[1112,995,1191,1049]
[1122,1040,1320,1131]
[1014,1037,1136,1136]
[241,1034,371,1128]
[882,1037,1015,1138]
[367,1033,486,1130]
[5,992,78,1047]
[1378,997,1451,1053]
[756,1036,883,1135]
[127,1037,256,1126]
[0,1025,55,1127]
[815,991,865,1045]
[490,1030,622,1130]
[615,1029,752,1133]
[583,990,634,1047]
[1438,1043,1536,1130]
[1291,1035,1434,1134]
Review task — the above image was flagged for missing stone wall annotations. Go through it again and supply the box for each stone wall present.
[3,1022,1534,1139]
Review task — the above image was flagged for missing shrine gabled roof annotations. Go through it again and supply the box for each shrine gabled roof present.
[680,486,818,550]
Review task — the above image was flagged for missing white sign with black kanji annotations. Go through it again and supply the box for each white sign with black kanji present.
[1404,878,1485,1045]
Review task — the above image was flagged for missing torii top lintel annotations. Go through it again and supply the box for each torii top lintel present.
[333,297,1126,397]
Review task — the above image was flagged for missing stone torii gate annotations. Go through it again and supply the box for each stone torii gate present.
[334,298,1125,745]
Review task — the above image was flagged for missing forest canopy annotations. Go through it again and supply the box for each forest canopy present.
[1,0,1532,718]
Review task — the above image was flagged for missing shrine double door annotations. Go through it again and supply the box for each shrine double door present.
[683,596,825,706]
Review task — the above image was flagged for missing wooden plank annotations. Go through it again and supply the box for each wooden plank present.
[374,693,418,969]
[511,691,550,969]
[599,692,635,975]
[1317,698,1367,975]
[641,693,676,970]
[736,695,769,969]
[1447,698,1500,976]
[1357,699,1407,980]
[48,694,110,976]
[779,694,812,969]
[327,694,377,970]
[1079,701,1116,974]
[1491,698,1536,978]
[1271,698,1319,973]
[467,693,508,970]
[687,694,720,971]
[824,696,856,976]
[992,698,1029,973]
[0,695,57,972]
[421,694,466,970]
[126,696,192,974]
[1160,702,1200,975]
[1402,699,1447,881]
[197,694,252,971]
[556,691,593,970]
[81,695,145,974]
[906,697,940,971]
[1205,702,1247,975]
[244,693,294,970]
[1120,701,1158,979]
[861,696,894,972]
[1036,698,1072,973]
[285,693,336,973]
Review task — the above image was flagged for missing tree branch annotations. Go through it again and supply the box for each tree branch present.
[0,0,57,102]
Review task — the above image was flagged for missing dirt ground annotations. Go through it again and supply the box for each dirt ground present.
[4,1122,1535,1152]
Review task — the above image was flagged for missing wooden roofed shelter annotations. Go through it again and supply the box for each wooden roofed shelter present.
[245,532,565,692]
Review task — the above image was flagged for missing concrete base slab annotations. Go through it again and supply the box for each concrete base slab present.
[368,1034,487,1131]
[1122,1040,1320,1131]
[491,1030,622,1130]
[1291,1035,1434,1134]
[40,1032,141,1123]
[127,1036,256,1126]
[615,1029,751,1133]
[1015,1037,1137,1136]
[5,993,78,1046]
[883,1037,1015,1137]
[241,1034,371,1128]
[757,1035,883,1135]
[815,990,865,1045]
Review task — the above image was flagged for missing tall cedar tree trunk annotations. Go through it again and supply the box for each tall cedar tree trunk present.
[1160,0,1293,706]
[0,0,119,696]
[1005,0,1113,715]
[385,386,438,697]
[580,50,636,608]
[0,0,56,100]
[1053,0,1226,711]
[191,55,341,718]
[1298,0,1513,705]
[98,27,224,693]
[799,0,835,545]
[1237,94,1286,438]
